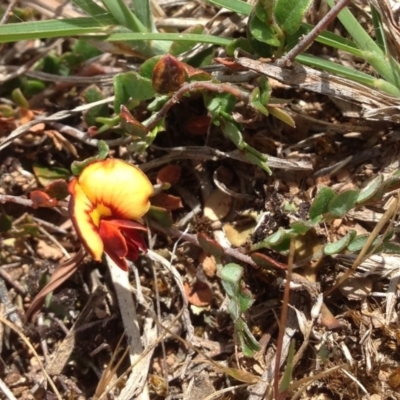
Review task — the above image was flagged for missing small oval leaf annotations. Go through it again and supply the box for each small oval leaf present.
[309,186,336,220]
[324,230,356,255]
[328,189,360,218]
[152,54,186,94]
[356,175,383,204]
[197,233,225,258]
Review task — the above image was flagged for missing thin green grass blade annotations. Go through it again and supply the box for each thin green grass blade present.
[325,0,400,88]
[103,32,232,46]
[72,0,107,17]
[371,5,387,53]
[207,0,252,16]
[297,54,400,97]
[0,16,115,42]
[101,0,147,32]
[302,23,363,57]
[131,0,154,32]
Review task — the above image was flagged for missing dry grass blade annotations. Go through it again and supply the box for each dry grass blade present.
[94,334,130,399]
[25,247,86,322]
[0,314,62,400]
[235,56,399,115]
[325,193,399,296]
[105,255,153,400]
[0,377,17,400]
[289,364,349,399]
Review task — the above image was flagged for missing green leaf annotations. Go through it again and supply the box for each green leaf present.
[72,0,107,17]
[309,187,336,220]
[146,206,173,228]
[383,174,400,191]
[104,32,231,46]
[236,317,261,357]
[33,164,71,187]
[248,14,281,47]
[275,0,313,35]
[207,0,252,16]
[220,263,244,296]
[267,227,291,246]
[0,214,12,233]
[237,287,254,313]
[324,230,356,255]
[242,147,272,175]
[205,93,236,121]
[290,221,313,235]
[220,119,244,149]
[279,340,295,392]
[356,175,384,204]
[139,55,162,79]
[131,0,154,32]
[0,16,115,43]
[250,88,269,117]
[72,39,102,61]
[382,242,400,254]
[219,262,260,356]
[267,106,296,127]
[81,85,108,127]
[70,141,109,176]
[346,234,383,253]
[328,189,360,218]
[12,88,29,108]
[101,0,147,32]
[113,71,155,113]
[226,37,254,57]
[325,0,400,89]
[297,54,400,97]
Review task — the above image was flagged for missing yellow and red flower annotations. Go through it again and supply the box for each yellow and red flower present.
[68,159,153,270]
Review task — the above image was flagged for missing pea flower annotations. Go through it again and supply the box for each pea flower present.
[68,159,153,271]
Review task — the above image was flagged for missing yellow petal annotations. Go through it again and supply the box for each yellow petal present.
[69,179,104,261]
[77,159,153,221]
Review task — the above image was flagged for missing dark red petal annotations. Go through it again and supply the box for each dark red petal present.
[124,230,147,261]
[103,218,147,231]
[99,219,128,270]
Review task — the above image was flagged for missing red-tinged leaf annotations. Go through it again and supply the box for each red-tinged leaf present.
[30,190,59,208]
[151,192,183,210]
[156,165,181,186]
[152,54,186,94]
[184,115,211,136]
[25,248,86,322]
[77,63,109,77]
[181,63,212,80]
[184,281,213,307]
[197,233,225,258]
[120,105,148,138]
[320,302,342,330]
[214,57,248,71]
[88,126,98,136]
[251,252,287,270]
[43,179,69,200]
